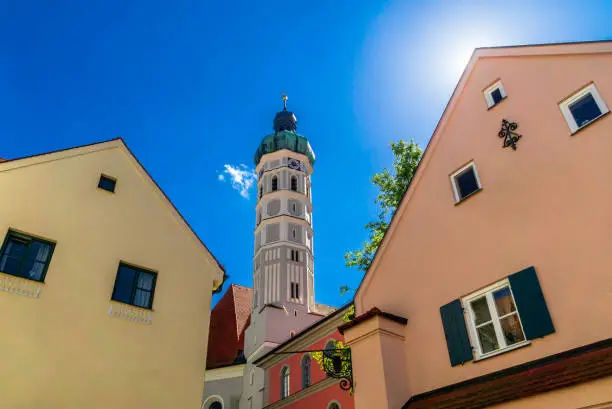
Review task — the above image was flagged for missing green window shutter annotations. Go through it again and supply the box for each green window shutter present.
[440,299,473,366]
[509,266,555,340]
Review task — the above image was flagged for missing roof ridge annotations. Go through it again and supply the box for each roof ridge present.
[476,38,612,51]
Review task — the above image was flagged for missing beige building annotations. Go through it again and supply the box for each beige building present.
[0,138,224,408]
[341,41,612,409]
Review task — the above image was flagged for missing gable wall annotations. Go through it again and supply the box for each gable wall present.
[356,51,612,395]
[0,145,217,408]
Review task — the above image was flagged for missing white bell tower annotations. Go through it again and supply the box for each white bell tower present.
[240,96,320,409]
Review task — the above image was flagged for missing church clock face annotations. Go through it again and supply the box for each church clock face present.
[288,158,301,170]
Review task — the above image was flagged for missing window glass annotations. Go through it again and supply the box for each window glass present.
[477,323,499,354]
[112,263,157,309]
[470,297,491,325]
[491,88,503,104]
[569,93,602,128]
[302,356,311,388]
[500,314,525,345]
[98,175,116,192]
[0,232,54,282]
[112,265,136,304]
[493,287,516,316]
[456,167,479,199]
[465,282,526,358]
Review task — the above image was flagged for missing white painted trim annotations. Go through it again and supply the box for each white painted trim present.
[202,395,224,409]
[483,80,506,108]
[280,364,291,399]
[327,400,342,409]
[204,364,245,382]
[462,279,528,360]
[559,83,609,133]
[450,161,481,203]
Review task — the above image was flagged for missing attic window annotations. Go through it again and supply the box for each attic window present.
[98,174,117,193]
[484,80,506,109]
[560,83,609,133]
[451,162,482,203]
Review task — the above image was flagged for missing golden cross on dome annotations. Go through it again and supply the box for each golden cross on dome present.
[282,94,288,110]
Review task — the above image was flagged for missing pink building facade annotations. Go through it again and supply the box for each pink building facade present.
[342,41,612,409]
[256,305,355,409]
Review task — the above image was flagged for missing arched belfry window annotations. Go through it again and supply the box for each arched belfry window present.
[291,175,298,191]
[280,366,290,399]
[272,176,278,192]
[328,402,341,409]
[259,185,263,199]
[301,355,311,389]
[209,401,222,409]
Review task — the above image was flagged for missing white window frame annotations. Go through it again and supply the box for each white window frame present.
[559,83,609,133]
[280,365,290,399]
[483,80,506,108]
[450,161,482,203]
[462,279,529,360]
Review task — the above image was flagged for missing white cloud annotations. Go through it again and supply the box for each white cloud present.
[218,164,257,199]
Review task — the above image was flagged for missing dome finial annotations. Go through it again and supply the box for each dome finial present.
[282,94,288,111]
[273,95,297,133]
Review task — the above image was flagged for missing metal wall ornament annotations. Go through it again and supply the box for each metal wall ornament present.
[322,348,353,391]
[498,119,522,150]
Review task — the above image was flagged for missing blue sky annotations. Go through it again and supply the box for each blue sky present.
[1,1,611,308]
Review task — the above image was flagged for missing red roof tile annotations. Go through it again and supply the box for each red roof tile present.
[206,284,253,369]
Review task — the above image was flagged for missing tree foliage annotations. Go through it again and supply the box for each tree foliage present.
[344,140,423,274]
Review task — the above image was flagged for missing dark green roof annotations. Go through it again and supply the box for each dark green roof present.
[254,131,316,166]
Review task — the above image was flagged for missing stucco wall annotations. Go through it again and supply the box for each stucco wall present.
[356,49,612,397]
[204,375,243,409]
[0,144,218,408]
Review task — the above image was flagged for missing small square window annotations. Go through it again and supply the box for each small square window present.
[560,83,609,133]
[484,80,506,108]
[98,175,117,193]
[450,162,481,203]
[463,280,527,360]
[111,263,157,309]
[0,230,55,282]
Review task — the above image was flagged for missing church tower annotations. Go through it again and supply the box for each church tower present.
[240,97,322,409]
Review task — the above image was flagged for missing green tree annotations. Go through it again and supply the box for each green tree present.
[342,140,423,293]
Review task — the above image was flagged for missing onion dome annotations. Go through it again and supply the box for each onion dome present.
[254,96,315,166]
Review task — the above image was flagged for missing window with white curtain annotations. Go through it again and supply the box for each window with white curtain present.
[111,262,158,309]
[0,230,55,282]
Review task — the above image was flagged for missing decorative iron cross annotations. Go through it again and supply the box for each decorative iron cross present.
[498,119,521,150]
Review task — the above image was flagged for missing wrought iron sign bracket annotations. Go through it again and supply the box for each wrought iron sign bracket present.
[498,119,522,150]
[267,348,353,391]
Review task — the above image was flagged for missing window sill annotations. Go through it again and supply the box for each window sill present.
[473,340,531,362]
[570,110,610,136]
[0,271,45,298]
[454,187,483,206]
[108,301,153,324]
